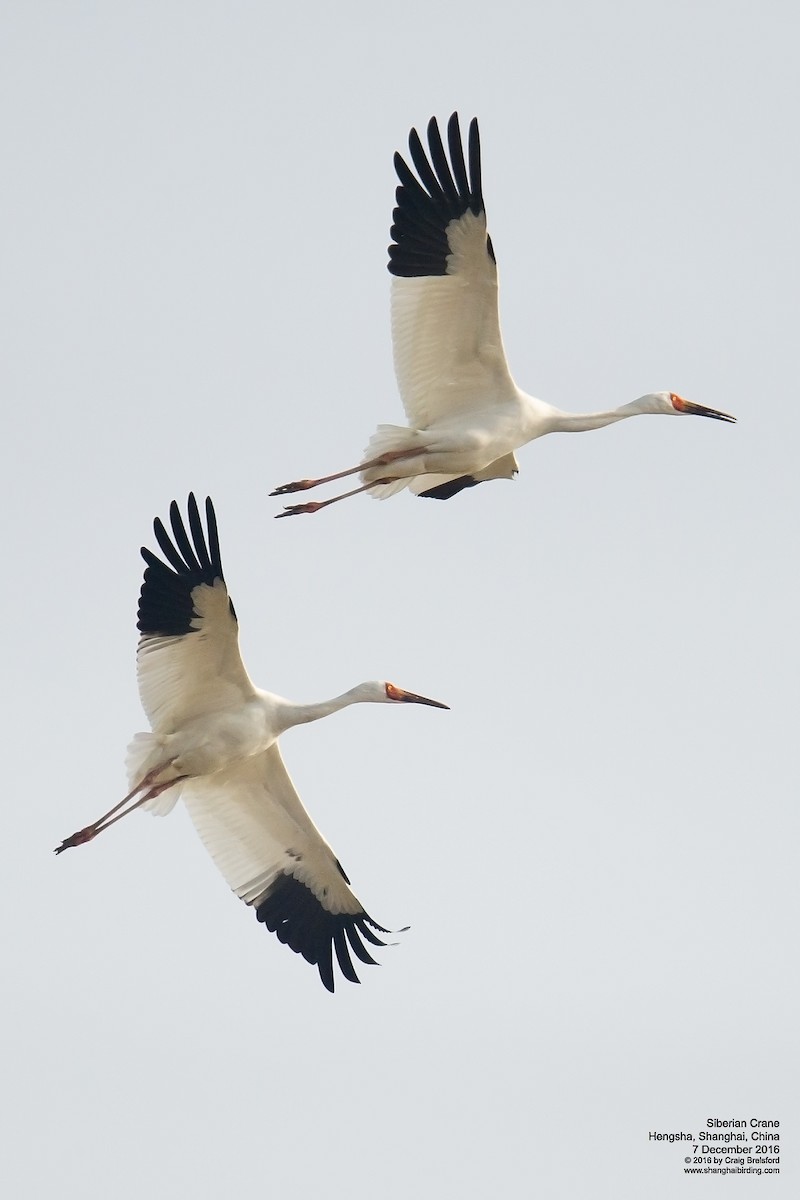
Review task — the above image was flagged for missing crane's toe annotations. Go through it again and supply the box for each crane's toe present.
[54,828,97,854]
[275,503,322,518]
[269,480,314,496]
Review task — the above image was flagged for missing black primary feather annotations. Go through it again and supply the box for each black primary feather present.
[388,113,493,278]
[137,493,230,638]
[255,873,396,994]
[419,475,481,500]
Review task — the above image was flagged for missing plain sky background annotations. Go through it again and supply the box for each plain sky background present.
[3,1,797,1196]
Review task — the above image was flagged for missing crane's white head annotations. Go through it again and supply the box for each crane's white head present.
[376,681,449,709]
[648,391,736,422]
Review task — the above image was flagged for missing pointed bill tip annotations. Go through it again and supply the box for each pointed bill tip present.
[690,403,737,423]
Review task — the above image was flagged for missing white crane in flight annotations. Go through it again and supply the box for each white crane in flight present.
[55,494,448,991]
[272,112,735,516]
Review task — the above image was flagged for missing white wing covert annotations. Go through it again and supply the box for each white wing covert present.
[136,495,255,731]
[182,746,397,992]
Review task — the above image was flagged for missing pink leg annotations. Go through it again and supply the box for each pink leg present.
[270,447,423,497]
[275,478,395,518]
[53,767,186,854]
[73,763,170,830]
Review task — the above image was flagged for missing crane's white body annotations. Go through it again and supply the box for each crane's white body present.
[272,115,734,515]
[364,395,681,499]
[128,670,411,924]
[56,496,447,990]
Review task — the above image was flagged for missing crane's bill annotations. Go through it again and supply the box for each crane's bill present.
[671,395,736,423]
[385,684,449,709]
[685,403,736,423]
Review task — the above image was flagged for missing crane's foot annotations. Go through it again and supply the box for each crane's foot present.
[54,827,97,854]
[275,502,323,518]
[270,480,316,496]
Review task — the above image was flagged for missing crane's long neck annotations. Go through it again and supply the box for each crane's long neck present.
[546,398,653,434]
[277,687,371,732]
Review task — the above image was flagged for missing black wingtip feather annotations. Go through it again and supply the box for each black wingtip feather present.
[333,927,361,985]
[168,499,203,575]
[467,117,483,217]
[447,112,469,198]
[345,925,379,967]
[255,873,403,993]
[187,494,212,573]
[354,917,389,948]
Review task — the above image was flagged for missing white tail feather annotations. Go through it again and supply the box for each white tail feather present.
[361,424,425,497]
[363,423,420,459]
[125,732,182,817]
[368,477,413,500]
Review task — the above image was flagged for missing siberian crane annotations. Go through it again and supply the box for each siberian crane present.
[272,113,735,516]
[55,495,448,991]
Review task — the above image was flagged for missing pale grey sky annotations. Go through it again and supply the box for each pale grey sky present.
[3,1,797,1196]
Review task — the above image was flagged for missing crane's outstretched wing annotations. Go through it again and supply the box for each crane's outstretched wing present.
[182,746,399,992]
[136,494,255,731]
[388,113,515,430]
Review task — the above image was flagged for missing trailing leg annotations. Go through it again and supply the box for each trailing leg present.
[275,478,395,517]
[270,447,423,497]
[53,763,186,854]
